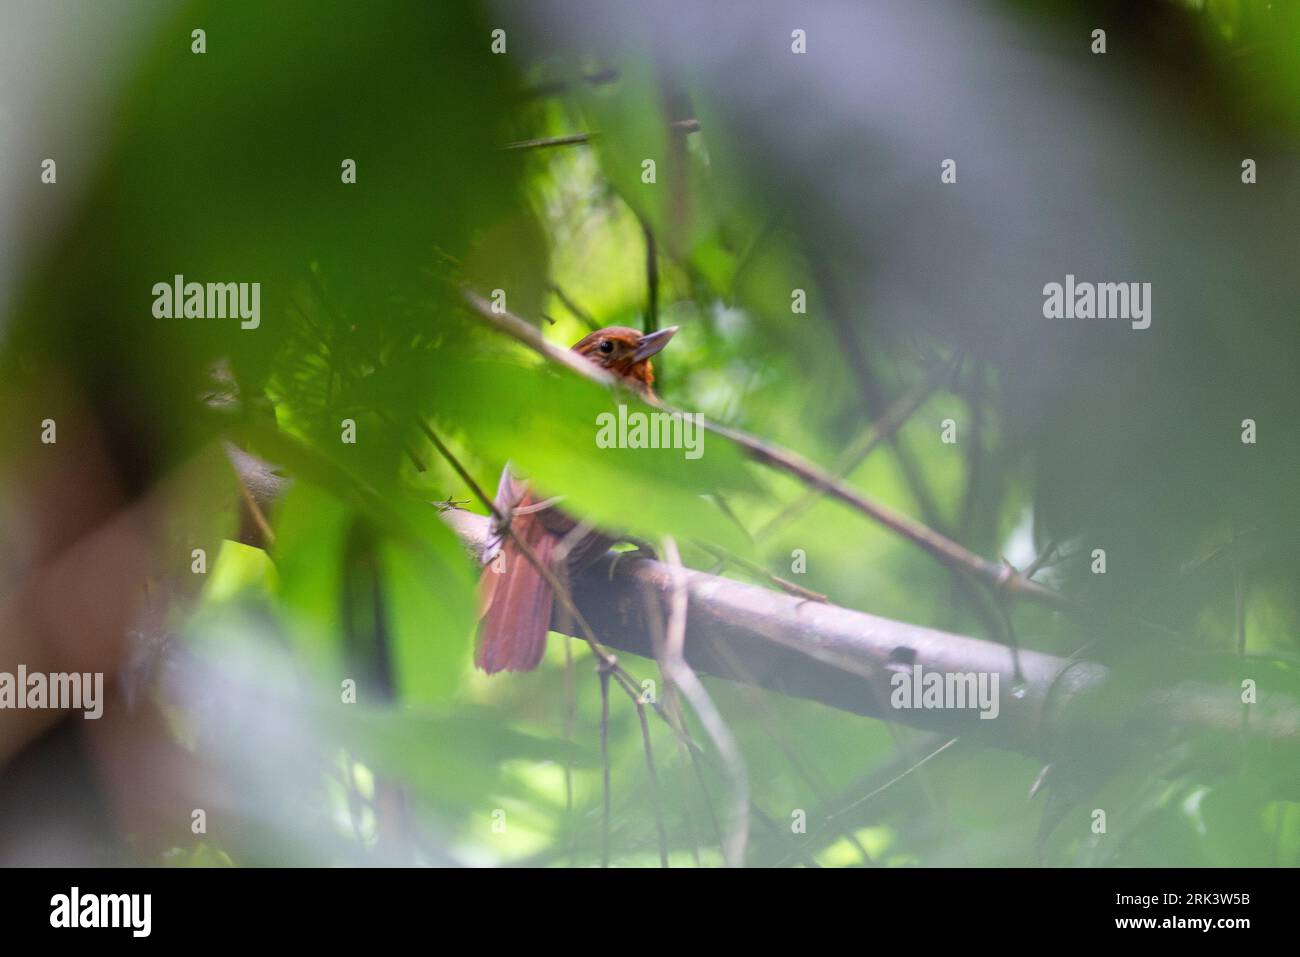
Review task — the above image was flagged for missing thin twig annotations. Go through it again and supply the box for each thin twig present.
[753,351,959,544]
[660,537,749,867]
[522,68,621,99]
[1021,538,1060,581]
[580,548,668,868]
[643,219,661,383]
[833,737,958,820]
[693,540,828,603]
[1234,534,1247,659]
[417,418,724,867]
[773,737,959,866]
[634,578,711,867]
[454,286,1069,611]
[643,219,659,336]
[599,662,612,868]
[817,269,947,535]
[1234,530,1250,737]
[548,282,601,332]
[416,418,621,670]
[502,132,597,151]
[708,637,875,866]
[233,464,277,547]
[956,360,986,545]
[563,636,576,866]
[988,581,1027,688]
[634,702,670,867]
[501,119,699,151]
[675,742,704,867]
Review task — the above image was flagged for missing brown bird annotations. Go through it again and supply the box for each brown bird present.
[475,325,678,673]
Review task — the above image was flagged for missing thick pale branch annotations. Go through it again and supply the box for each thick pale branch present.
[438,509,1300,767]
[229,446,1300,780]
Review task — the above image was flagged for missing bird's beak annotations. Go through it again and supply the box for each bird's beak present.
[633,325,678,362]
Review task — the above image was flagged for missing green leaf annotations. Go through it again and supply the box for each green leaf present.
[428,357,760,551]
[379,515,477,704]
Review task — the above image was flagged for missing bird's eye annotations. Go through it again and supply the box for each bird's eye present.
[599,340,614,354]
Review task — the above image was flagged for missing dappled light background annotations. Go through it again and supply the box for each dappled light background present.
[1,0,1298,866]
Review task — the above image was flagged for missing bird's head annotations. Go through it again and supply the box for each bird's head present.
[571,325,678,394]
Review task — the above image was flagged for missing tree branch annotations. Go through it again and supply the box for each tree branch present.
[455,286,1070,611]
[439,508,1300,772]
[226,445,1300,788]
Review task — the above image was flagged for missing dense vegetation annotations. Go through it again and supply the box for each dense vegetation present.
[1,0,1298,866]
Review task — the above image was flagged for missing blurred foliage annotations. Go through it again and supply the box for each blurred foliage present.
[2,0,1300,866]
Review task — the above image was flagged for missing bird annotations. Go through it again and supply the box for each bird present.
[475,325,678,673]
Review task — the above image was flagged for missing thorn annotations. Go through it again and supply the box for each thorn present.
[1029,763,1053,800]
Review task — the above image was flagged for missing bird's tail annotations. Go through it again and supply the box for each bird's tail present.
[475,520,558,674]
